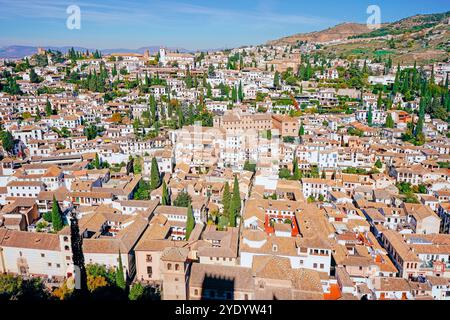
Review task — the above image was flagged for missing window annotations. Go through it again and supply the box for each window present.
[147,266,152,275]
[320,264,324,269]
[194,289,199,296]
[313,263,318,268]
[48,263,52,267]
[41,253,45,258]
[175,264,180,271]
[146,255,152,262]
[167,263,172,270]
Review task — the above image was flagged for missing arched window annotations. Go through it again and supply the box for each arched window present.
[175,264,180,271]
[167,263,172,270]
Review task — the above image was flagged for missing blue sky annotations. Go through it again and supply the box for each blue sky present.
[0,0,449,50]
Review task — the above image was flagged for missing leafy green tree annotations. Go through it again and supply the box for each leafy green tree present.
[150,157,161,190]
[173,191,192,208]
[29,68,41,83]
[385,113,394,128]
[375,159,383,169]
[0,130,14,153]
[0,274,49,300]
[279,168,292,179]
[86,264,116,285]
[134,180,151,200]
[51,195,64,232]
[35,107,41,121]
[243,161,256,173]
[129,283,145,300]
[185,203,195,240]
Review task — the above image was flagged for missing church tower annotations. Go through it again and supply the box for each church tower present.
[161,247,190,300]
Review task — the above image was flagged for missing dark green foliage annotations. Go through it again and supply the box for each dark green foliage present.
[161,180,170,205]
[51,195,64,232]
[222,182,231,217]
[385,113,395,128]
[0,130,14,153]
[0,274,49,301]
[243,161,256,173]
[115,252,126,290]
[185,203,195,240]
[150,157,161,190]
[134,180,152,200]
[173,191,192,208]
[375,159,383,169]
[229,176,241,227]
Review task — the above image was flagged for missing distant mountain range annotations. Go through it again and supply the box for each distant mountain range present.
[268,11,450,45]
[267,22,374,45]
[0,45,195,59]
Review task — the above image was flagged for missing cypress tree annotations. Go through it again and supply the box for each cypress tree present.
[51,195,64,232]
[377,91,383,110]
[93,153,100,169]
[45,99,52,116]
[35,107,41,122]
[274,71,280,89]
[385,113,394,128]
[393,64,400,94]
[115,251,126,290]
[238,81,244,101]
[161,180,170,205]
[185,203,195,240]
[229,176,241,227]
[299,122,305,136]
[293,157,301,180]
[367,105,373,127]
[222,182,231,217]
[231,86,238,103]
[150,157,161,190]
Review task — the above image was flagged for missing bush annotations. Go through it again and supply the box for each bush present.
[43,212,52,222]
